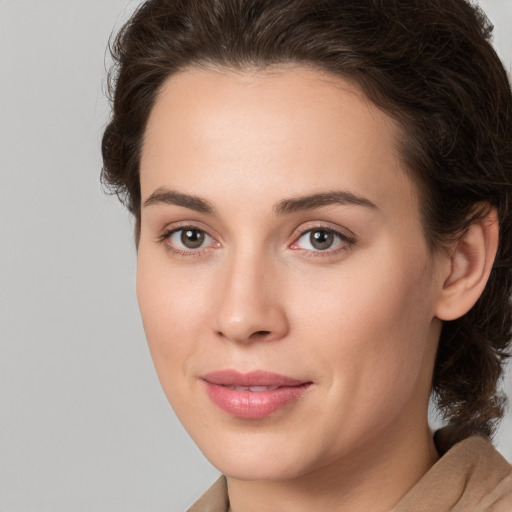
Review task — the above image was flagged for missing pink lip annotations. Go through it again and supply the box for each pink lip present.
[201,370,312,419]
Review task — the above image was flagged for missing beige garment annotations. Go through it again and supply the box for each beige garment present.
[188,476,229,512]
[187,435,512,512]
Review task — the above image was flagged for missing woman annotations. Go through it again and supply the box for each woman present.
[102,0,512,510]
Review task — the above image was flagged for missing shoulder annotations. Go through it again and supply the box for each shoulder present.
[395,433,512,511]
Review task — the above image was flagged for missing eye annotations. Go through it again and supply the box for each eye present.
[173,228,208,249]
[291,227,353,253]
[162,226,217,253]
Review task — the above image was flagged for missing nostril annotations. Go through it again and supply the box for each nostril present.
[250,330,271,339]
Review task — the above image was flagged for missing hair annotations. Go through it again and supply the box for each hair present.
[101,0,512,439]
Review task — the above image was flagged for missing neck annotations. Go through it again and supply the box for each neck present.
[226,420,439,512]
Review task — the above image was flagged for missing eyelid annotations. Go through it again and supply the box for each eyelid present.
[158,220,218,240]
[291,221,356,243]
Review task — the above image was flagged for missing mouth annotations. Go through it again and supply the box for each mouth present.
[224,385,281,391]
[201,370,313,419]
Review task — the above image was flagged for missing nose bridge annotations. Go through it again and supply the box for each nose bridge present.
[214,243,288,343]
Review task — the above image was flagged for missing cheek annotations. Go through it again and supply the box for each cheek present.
[135,250,213,385]
[292,247,436,410]
[295,244,433,340]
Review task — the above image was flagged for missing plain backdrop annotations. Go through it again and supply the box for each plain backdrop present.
[0,1,511,510]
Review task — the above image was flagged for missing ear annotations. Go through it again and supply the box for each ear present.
[435,208,499,321]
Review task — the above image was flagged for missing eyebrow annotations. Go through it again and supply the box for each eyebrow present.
[143,187,216,214]
[142,187,378,215]
[274,191,378,215]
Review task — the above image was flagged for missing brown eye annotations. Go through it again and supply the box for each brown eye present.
[292,227,352,255]
[180,228,205,249]
[166,227,213,251]
[309,230,334,250]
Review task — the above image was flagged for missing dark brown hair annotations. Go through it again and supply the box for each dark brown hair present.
[102,0,512,439]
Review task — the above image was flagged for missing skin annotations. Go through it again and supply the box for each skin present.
[136,65,496,512]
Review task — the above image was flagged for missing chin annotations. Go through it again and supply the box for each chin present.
[193,429,318,481]
[212,454,307,482]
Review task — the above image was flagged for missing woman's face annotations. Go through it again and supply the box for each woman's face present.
[137,66,446,480]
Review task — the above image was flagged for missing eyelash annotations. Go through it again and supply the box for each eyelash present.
[158,224,356,259]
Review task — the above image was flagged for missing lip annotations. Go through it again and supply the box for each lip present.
[201,370,313,419]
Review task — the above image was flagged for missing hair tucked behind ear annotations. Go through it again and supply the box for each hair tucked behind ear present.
[101,0,512,438]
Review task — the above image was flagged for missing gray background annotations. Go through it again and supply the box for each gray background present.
[0,1,510,510]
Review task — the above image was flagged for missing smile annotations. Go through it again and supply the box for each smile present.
[201,370,312,419]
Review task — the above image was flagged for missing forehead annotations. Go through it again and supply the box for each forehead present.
[140,65,418,214]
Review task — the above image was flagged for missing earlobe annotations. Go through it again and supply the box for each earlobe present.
[435,208,499,321]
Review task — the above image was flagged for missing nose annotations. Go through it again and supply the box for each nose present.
[213,250,289,344]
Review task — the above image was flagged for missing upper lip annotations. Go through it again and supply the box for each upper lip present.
[201,369,309,387]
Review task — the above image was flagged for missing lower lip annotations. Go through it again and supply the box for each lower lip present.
[203,381,311,419]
